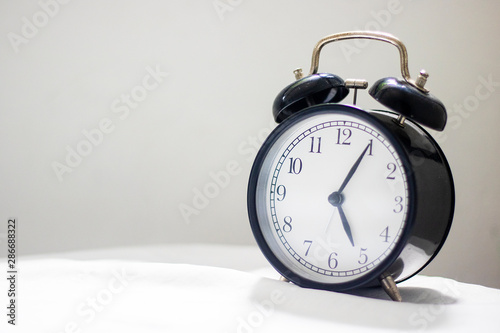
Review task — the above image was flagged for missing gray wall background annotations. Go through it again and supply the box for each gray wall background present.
[1,0,499,288]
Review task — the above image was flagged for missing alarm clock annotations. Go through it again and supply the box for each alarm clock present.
[247,31,454,301]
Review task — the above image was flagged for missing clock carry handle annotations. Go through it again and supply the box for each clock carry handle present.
[308,31,425,92]
[273,31,448,131]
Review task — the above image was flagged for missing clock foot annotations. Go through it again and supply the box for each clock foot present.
[380,275,402,302]
[279,275,290,283]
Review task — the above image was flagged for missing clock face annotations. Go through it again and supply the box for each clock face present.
[250,106,412,287]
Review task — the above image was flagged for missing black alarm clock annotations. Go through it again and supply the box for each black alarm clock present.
[247,31,454,301]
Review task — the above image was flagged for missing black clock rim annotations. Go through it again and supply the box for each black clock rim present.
[247,104,417,292]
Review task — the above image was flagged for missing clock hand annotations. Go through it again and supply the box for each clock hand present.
[337,142,371,193]
[338,206,355,247]
[324,205,338,234]
[327,191,355,247]
[325,143,370,247]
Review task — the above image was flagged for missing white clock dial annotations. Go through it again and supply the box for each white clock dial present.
[255,111,409,284]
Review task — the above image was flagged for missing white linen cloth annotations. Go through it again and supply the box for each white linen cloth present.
[2,245,499,332]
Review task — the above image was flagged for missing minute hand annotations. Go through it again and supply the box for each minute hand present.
[338,143,371,193]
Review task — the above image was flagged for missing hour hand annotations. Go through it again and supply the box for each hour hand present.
[328,191,355,247]
[338,206,355,247]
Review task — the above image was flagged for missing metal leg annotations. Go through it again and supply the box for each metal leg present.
[279,275,290,283]
[380,275,402,302]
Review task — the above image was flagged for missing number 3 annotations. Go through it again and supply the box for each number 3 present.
[394,196,403,213]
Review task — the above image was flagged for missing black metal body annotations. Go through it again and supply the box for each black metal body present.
[247,104,454,291]
[272,73,349,123]
[369,77,447,131]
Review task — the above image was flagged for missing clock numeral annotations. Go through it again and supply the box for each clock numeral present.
[303,240,313,256]
[380,226,390,243]
[276,185,286,201]
[283,216,293,233]
[393,196,404,213]
[358,248,368,265]
[288,158,303,174]
[386,163,397,180]
[328,252,338,269]
[336,128,352,145]
[367,139,373,156]
[309,136,322,153]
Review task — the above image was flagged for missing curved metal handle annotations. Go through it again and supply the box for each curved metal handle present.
[308,31,428,92]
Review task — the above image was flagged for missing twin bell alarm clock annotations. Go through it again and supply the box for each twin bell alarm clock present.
[247,31,454,301]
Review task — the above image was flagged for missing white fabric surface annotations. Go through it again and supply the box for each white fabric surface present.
[2,244,500,332]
